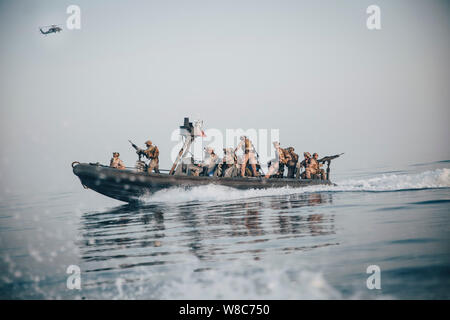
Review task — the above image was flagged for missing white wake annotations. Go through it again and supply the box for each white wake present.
[140,168,450,204]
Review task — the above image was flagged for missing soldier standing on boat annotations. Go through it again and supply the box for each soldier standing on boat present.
[235,136,258,177]
[110,152,126,169]
[286,147,299,178]
[143,140,160,173]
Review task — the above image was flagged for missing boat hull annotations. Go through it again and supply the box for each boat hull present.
[73,163,333,203]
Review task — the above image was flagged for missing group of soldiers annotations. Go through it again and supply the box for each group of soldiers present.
[109,136,327,180]
[110,140,160,173]
[213,137,327,180]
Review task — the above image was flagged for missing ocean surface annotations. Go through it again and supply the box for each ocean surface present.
[0,161,449,299]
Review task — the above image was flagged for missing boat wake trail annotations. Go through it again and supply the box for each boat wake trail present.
[140,168,450,204]
[158,260,343,299]
[334,168,450,192]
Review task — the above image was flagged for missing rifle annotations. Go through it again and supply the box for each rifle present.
[318,153,344,164]
[129,140,143,161]
[317,153,344,180]
[251,142,265,176]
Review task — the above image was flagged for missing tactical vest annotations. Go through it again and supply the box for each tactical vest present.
[146,146,159,159]
[287,151,298,166]
[309,158,319,170]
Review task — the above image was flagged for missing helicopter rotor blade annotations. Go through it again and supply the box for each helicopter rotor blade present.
[40,24,63,28]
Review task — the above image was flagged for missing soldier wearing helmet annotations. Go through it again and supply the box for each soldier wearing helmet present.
[286,147,299,178]
[143,140,160,173]
[110,152,125,170]
[312,152,326,180]
[305,152,320,179]
[296,152,311,179]
[278,146,291,178]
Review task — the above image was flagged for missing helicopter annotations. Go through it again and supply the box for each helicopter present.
[39,24,63,35]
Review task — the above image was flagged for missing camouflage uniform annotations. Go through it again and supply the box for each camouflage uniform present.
[143,143,160,174]
[110,154,125,170]
[305,157,319,179]
[279,148,291,178]
[222,148,238,177]
[286,147,298,178]
[318,167,327,180]
[296,152,311,179]
[236,137,258,177]
[312,153,327,180]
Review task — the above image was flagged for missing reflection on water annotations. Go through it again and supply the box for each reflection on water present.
[2,163,449,299]
[78,193,336,283]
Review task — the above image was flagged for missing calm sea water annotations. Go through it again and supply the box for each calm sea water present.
[0,161,449,299]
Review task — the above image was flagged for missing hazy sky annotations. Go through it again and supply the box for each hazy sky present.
[0,0,449,195]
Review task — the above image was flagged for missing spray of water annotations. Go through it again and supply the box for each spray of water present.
[140,168,450,204]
